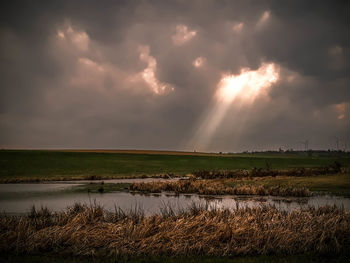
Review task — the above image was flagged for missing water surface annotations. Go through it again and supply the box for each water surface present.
[1,181,349,215]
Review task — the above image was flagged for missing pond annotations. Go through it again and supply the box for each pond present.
[0,179,349,215]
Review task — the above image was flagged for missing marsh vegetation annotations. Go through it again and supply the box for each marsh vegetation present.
[1,203,349,258]
[130,179,312,197]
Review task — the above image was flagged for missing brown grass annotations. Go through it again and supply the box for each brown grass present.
[130,179,312,197]
[193,164,344,179]
[0,204,349,257]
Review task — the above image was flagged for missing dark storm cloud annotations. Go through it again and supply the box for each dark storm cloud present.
[1,0,349,151]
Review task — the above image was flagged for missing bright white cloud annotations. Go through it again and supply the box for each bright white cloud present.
[233,22,244,32]
[69,57,108,91]
[57,30,65,39]
[216,63,279,104]
[172,25,197,46]
[335,103,348,120]
[56,24,89,51]
[193,56,206,68]
[54,23,175,97]
[78,58,104,72]
[261,11,270,22]
[257,10,270,27]
[137,46,174,94]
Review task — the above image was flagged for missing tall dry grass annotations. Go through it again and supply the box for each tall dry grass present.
[129,180,312,197]
[0,204,349,257]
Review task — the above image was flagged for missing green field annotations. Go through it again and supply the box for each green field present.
[1,150,350,182]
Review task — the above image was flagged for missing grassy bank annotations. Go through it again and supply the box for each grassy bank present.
[192,165,345,179]
[224,173,350,197]
[0,204,349,257]
[1,150,350,182]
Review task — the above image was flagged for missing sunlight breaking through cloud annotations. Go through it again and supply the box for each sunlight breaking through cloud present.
[216,63,279,104]
[187,63,279,151]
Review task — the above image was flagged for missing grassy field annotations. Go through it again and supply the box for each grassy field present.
[1,150,350,182]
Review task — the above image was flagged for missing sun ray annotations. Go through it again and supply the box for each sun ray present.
[187,63,279,151]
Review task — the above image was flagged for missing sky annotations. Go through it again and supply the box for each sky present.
[0,0,349,152]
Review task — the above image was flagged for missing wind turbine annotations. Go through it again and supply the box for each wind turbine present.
[298,140,309,151]
[333,136,340,151]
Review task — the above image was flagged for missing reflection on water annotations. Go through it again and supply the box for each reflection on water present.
[0,183,349,215]
[0,183,80,193]
[55,177,182,184]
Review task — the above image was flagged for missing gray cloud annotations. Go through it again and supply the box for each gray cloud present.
[1,0,349,151]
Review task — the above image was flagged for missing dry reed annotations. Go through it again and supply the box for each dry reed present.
[129,180,312,197]
[0,203,349,257]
